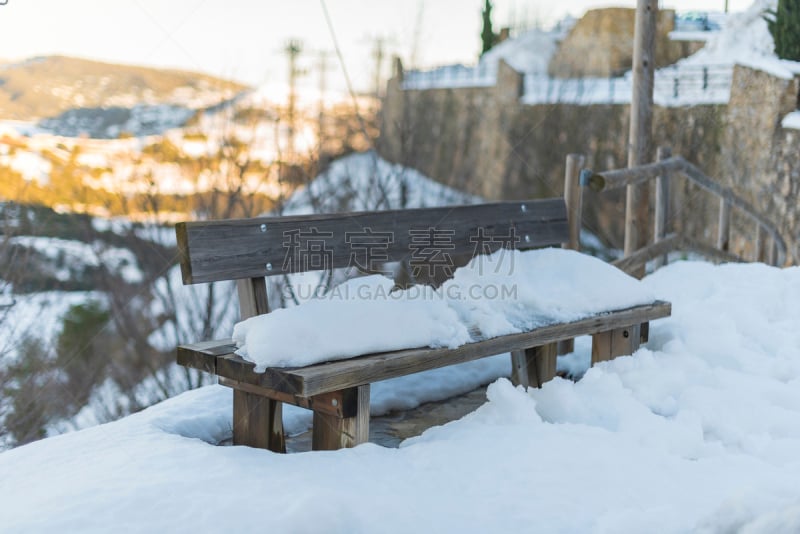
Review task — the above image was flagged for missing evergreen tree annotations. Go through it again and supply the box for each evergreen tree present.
[481,0,497,55]
[765,0,800,61]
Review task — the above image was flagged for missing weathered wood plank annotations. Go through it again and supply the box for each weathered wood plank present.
[591,324,641,365]
[559,153,584,355]
[234,273,284,452]
[219,377,359,418]
[511,343,557,388]
[653,146,671,269]
[182,301,670,397]
[232,389,286,452]
[311,384,370,451]
[176,199,568,283]
[237,277,269,317]
[624,0,657,267]
[612,234,742,276]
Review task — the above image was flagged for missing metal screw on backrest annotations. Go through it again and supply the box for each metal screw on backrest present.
[266,263,273,271]
[260,224,267,232]
[524,235,530,243]
[520,204,527,212]
[332,399,338,407]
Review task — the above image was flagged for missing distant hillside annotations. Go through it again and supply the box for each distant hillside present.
[0,56,248,121]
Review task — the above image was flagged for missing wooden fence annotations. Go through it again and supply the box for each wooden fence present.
[562,148,788,277]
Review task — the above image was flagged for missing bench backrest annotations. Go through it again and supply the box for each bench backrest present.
[175,198,568,285]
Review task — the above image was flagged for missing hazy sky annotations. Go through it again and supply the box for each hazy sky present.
[0,0,754,94]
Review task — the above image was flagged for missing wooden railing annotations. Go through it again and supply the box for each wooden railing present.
[562,148,788,276]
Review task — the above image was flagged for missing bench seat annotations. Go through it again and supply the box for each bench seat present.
[180,300,670,398]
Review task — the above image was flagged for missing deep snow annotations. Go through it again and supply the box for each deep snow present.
[2,260,800,532]
[233,248,655,369]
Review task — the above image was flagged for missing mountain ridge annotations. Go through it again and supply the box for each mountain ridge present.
[0,55,249,121]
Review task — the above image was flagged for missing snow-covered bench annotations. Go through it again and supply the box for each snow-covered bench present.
[175,199,671,452]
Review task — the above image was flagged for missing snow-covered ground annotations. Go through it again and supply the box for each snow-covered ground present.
[2,259,799,532]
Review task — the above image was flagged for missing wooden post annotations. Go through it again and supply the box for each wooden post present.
[559,153,584,354]
[717,198,730,252]
[591,324,641,365]
[624,0,657,278]
[653,146,671,269]
[311,384,370,450]
[232,278,286,453]
[563,153,585,253]
[510,343,558,388]
[755,224,767,263]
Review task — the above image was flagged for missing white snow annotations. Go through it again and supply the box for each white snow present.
[233,248,655,370]
[409,1,800,107]
[2,260,800,532]
[402,29,560,90]
[677,0,800,80]
[9,236,143,284]
[281,150,479,215]
[781,110,800,130]
[0,150,52,184]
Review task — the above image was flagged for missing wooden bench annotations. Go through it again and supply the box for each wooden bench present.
[175,199,671,452]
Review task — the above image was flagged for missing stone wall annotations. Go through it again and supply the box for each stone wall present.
[379,63,800,260]
[380,66,726,248]
[721,65,800,260]
[547,8,697,78]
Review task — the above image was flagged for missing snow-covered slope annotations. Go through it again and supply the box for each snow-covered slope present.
[281,150,478,215]
[678,0,800,79]
[2,260,800,532]
[479,28,560,76]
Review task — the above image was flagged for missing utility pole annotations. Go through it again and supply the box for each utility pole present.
[285,38,303,158]
[624,0,657,276]
[372,37,386,103]
[316,51,331,156]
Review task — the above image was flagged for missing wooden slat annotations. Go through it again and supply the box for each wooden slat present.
[311,384,370,451]
[218,377,359,418]
[237,277,269,318]
[612,234,743,276]
[588,156,786,266]
[232,390,285,452]
[176,199,568,284]
[653,146,671,270]
[591,324,641,365]
[511,343,557,388]
[176,301,670,397]
[563,154,584,252]
[233,272,284,452]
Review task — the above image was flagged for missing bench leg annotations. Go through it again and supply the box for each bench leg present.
[311,384,370,451]
[510,343,557,388]
[557,338,574,355]
[591,324,641,365]
[640,321,650,344]
[233,389,286,452]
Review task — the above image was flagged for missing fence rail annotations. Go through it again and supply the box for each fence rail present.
[402,64,495,90]
[565,148,787,275]
[522,64,732,105]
